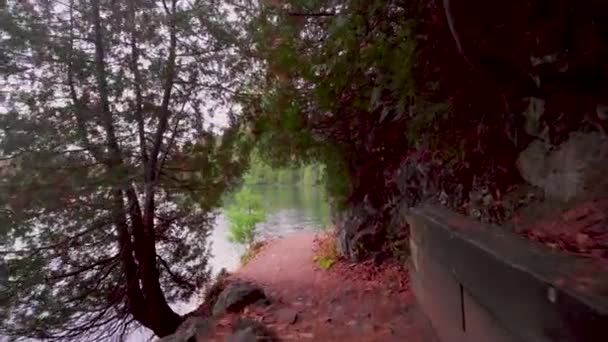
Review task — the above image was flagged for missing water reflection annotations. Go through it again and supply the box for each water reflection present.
[208,213,244,275]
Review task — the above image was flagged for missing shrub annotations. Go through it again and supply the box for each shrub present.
[313,229,339,270]
[226,187,266,245]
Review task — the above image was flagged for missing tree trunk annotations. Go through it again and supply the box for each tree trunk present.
[125,188,183,337]
[90,0,182,336]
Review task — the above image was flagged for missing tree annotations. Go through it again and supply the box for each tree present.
[0,0,251,339]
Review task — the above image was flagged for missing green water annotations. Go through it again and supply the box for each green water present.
[250,184,331,226]
[224,184,331,229]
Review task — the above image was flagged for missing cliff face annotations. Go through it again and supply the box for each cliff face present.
[336,0,608,261]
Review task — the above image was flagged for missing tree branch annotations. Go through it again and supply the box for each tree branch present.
[91,0,123,163]
[67,0,104,162]
[128,0,149,165]
[287,12,336,17]
[48,255,120,280]
[156,254,196,291]
[144,0,179,227]
[159,117,181,175]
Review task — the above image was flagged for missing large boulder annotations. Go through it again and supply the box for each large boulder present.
[517,132,608,202]
[227,318,276,342]
[334,202,387,262]
[333,154,442,262]
[228,327,258,342]
[212,282,266,316]
[158,315,210,342]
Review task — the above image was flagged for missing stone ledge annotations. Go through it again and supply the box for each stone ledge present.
[407,206,608,342]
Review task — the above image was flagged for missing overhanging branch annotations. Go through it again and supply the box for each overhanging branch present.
[288,12,336,17]
[156,254,196,292]
[49,255,119,280]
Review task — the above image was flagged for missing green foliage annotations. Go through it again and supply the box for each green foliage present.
[226,187,267,244]
[243,148,324,187]
[314,256,336,270]
[241,0,424,206]
[317,144,352,207]
[186,126,255,212]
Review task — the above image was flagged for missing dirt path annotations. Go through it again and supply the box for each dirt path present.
[224,232,438,341]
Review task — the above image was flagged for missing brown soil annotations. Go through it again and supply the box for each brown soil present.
[204,232,438,341]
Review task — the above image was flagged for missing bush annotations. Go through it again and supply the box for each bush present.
[313,229,339,270]
[226,187,266,244]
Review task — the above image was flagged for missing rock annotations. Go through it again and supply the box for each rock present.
[516,140,548,191]
[228,317,276,342]
[228,327,258,342]
[276,307,299,324]
[158,316,210,342]
[333,151,449,262]
[198,269,231,316]
[373,250,389,266]
[334,202,386,262]
[517,132,608,201]
[212,282,266,316]
[522,97,548,140]
[298,332,314,339]
[254,297,272,307]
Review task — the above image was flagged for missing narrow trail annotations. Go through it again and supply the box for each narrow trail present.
[223,232,438,341]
